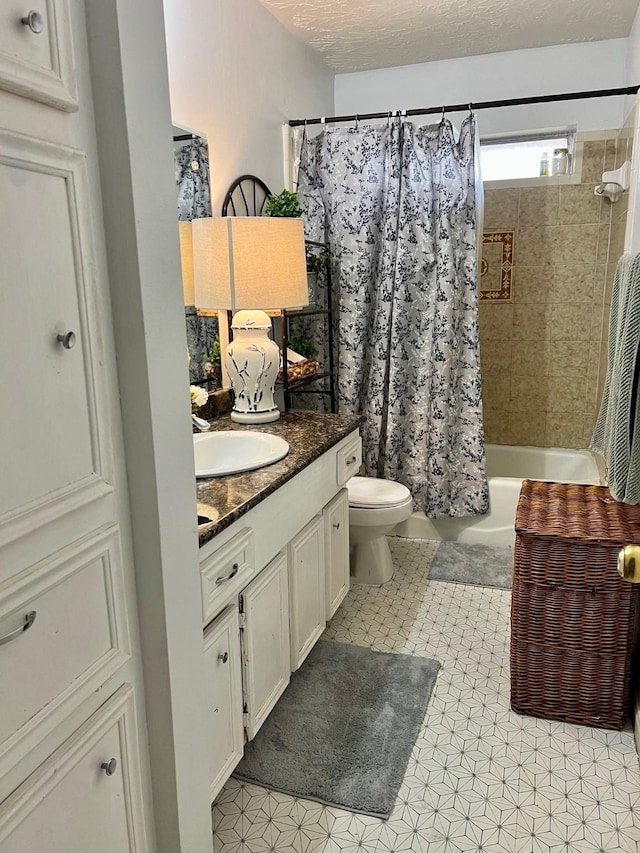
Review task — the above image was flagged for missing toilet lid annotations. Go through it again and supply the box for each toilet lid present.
[347,476,412,508]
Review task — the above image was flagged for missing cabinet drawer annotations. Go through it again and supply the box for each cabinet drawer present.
[336,435,362,486]
[0,684,148,851]
[201,528,254,624]
[0,0,78,110]
[0,527,129,770]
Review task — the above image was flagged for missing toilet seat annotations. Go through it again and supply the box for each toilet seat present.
[347,476,412,509]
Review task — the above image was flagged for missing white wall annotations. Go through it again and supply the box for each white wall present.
[335,40,629,136]
[86,0,214,850]
[163,0,334,213]
[628,4,640,87]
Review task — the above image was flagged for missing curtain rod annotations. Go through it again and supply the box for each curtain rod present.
[288,85,640,127]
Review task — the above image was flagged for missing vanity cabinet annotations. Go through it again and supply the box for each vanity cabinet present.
[288,515,326,671]
[203,607,244,800]
[324,490,350,620]
[200,428,361,801]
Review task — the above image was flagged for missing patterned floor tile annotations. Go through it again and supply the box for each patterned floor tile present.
[213,537,640,852]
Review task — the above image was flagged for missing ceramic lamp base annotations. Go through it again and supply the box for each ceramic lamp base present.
[226,309,281,423]
[230,408,280,424]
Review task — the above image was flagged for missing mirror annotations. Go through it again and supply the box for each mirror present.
[173,127,220,386]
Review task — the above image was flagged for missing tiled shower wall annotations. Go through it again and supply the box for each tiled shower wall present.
[480,131,632,447]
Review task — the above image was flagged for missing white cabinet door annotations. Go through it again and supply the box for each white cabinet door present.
[0,131,114,555]
[203,607,244,801]
[324,490,350,620]
[0,685,148,852]
[288,516,325,671]
[0,0,77,110]
[240,552,290,740]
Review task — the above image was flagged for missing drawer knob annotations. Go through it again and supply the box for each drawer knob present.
[332,522,340,530]
[215,562,239,586]
[0,610,36,646]
[21,10,43,33]
[101,758,117,776]
[57,330,77,350]
[218,651,229,664]
[346,455,357,465]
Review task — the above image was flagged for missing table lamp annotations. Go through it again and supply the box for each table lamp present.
[192,216,308,423]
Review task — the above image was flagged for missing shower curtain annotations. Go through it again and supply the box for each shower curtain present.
[175,136,212,221]
[298,116,488,518]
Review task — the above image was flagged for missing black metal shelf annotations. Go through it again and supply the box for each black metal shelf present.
[278,370,330,392]
[283,304,328,319]
[280,241,336,412]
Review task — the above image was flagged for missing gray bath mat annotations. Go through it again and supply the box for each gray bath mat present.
[233,639,440,818]
[430,541,513,589]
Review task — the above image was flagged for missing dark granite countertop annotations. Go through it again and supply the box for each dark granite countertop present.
[196,412,363,547]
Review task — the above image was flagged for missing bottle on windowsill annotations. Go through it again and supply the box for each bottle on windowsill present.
[539,151,550,177]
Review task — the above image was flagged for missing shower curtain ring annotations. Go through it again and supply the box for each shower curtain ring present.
[441,105,446,123]
[355,113,359,130]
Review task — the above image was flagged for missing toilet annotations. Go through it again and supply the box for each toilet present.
[347,476,413,585]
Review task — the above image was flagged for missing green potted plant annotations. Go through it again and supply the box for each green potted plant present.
[288,330,317,361]
[205,334,222,385]
[265,189,303,218]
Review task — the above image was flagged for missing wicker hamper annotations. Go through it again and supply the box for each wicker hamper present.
[511,479,639,729]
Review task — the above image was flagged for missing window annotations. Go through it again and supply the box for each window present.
[480,131,575,182]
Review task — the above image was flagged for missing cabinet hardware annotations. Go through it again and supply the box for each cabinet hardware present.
[332,522,340,530]
[100,758,117,776]
[218,651,229,663]
[56,330,77,349]
[346,455,357,465]
[617,545,640,582]
[215,562,239,585]
[21,10,43,33]
[0,610,36,646]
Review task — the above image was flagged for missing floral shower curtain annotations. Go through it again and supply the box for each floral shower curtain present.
[175,136,212,221]
[298,116,488,518]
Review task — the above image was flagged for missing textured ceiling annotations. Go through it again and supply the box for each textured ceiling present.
[257,0,640,73]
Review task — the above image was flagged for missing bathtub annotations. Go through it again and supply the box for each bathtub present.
[394,444,604,548]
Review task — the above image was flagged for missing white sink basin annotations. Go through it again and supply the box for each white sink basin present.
[193,431,290,478]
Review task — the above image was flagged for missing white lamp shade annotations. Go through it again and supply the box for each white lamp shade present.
[192,216,309,311]
[178,221,195,305]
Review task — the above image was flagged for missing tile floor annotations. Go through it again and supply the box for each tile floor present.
[212,537,640,853]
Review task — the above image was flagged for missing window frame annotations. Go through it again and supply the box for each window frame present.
[479,127,579,188]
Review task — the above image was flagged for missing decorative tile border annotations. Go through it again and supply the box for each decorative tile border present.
[481,231,514,301]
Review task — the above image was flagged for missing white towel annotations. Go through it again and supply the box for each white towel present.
[591,253,640,503]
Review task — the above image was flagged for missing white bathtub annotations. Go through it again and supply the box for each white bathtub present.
[394,444,603,548]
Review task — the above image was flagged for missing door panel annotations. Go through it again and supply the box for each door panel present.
[203,606,244,799]
[0,685,148,851]
[288,515,325,671]
[0,131,113,551]
[241,552,290,740]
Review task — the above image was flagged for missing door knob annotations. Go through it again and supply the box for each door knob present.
[21,11,43,33]
[101,758,117,776]
[617,545,640,582]
[57,331,77,349]
[218,652,229,663]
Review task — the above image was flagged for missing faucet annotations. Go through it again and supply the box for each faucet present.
[192,413,211,431]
